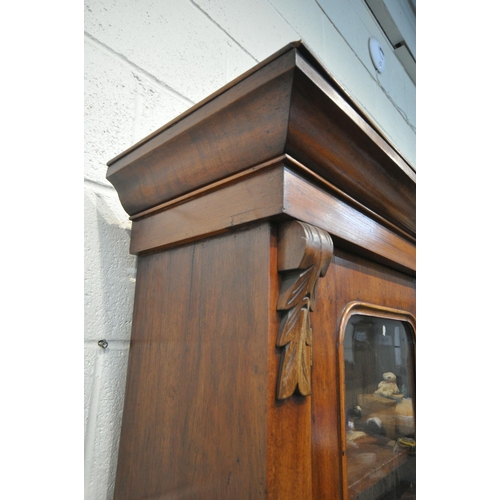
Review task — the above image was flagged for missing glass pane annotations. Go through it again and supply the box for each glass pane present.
[343,315,415,499]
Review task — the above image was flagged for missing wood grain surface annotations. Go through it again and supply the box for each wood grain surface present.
[107,43,415,236]
[114,223,315,499]
[107,41,417,500]
[309,249,416,499]
[276,221,333,399]
[128,162,415,276]
[107,52,296,216]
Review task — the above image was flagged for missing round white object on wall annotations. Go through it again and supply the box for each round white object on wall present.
[369,37,385,73]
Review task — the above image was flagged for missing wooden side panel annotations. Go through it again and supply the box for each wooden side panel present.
[266,227,313,500]
[114,225,273,499]
[311,249,416,500]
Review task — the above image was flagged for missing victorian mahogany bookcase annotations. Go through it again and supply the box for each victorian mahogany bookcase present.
[106,42,416,500]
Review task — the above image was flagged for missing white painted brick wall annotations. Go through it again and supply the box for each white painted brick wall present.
[85,0,256,105]
[84,1,416,498]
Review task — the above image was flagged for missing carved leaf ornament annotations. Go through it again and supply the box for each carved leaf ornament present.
[276,221,333,399]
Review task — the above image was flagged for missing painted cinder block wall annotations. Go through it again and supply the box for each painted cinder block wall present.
[84,1,416,498]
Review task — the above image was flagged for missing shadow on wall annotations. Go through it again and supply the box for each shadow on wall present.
[84,186,136,500]
[86,188,137,342]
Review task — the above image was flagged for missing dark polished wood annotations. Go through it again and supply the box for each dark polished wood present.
[108,42,416,500]
[107,43,415,237]
[128,160,415,275]
[128,162,286,255]
[311,250,415,500]
[115,224,315,499]
[288,54,415,235]
[276,221,333,399]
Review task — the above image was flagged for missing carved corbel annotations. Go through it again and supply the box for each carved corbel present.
[276,221,333,400]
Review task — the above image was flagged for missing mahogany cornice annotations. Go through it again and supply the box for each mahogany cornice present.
[127,157,416,275]
[106,42,415,237]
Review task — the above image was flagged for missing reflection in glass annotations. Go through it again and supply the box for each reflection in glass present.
[343,315,415,499]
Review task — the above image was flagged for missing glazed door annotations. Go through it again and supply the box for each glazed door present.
[310,249,416,500]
